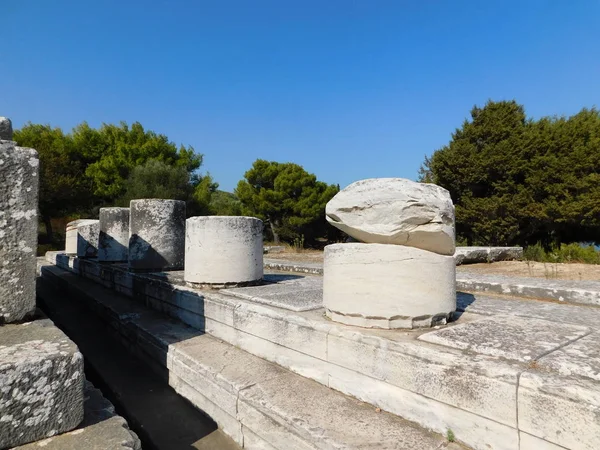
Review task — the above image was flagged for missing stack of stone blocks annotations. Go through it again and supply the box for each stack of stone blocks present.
[324,178,457,328]
[0,118,85,449]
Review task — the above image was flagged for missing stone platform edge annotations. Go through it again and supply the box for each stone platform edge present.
[40,252,598,450]
[38,260,459,450]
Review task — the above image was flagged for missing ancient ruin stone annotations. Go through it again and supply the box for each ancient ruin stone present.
[323,243,456,329]
[129,199,186,271]
[185,216,263,285]
[98,207,130,262]
[0,141,39,323]
[0,116,13,140]
[326,178,455,255]
[0,319,85,448]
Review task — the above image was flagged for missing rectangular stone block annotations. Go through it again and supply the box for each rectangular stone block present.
[0,319,84,448]
[0,141,39,323]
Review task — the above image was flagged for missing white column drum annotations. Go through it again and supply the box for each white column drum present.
[323,243,456,329]
[184,216,263,285]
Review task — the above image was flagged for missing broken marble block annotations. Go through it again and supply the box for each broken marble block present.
[0,140,39,323]
[98,207,130,262]
[185,216,264,285]
[65,219,100,258]
[326,178,455,255]
[323,243,456,329]
[0,319,85,448]
[129,199,186,271]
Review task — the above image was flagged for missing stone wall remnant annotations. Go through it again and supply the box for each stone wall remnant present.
[129,199,185,271]
[98,207,130,262]
[185,216,264,285]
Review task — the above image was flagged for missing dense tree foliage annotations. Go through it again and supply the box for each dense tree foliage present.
[236,159,339,244]
[209,190,243,216]
[13,124,95,241]
[15,121,213,243]
[420,100,600,247]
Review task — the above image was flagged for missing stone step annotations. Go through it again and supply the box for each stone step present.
[38,262,463,450]
[41,253,600,450]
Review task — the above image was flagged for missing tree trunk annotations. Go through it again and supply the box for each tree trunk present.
[269,219,280,244]
[43,216,53,243]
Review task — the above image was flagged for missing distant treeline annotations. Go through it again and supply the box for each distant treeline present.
[420,100,600,248]
[15,122,339,248]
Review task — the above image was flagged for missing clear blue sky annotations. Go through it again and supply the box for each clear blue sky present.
[2,1,599,192]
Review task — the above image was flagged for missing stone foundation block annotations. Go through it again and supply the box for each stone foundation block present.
[184,216,263,285]
[0,319,84,448]
[323,243,456,328]
[129,199,185,271]
[0,141,39,323]
[98,207,130,262]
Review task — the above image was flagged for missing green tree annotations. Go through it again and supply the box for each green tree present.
[236,159,339,244]
[209,190,243,216]
[78,121,202,201]
[13,124,95,241]
[420,100,600,247]
[120,159,218,216]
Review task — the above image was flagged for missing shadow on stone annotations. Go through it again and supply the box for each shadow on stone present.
[263,273,305,283]
[454,292,477,320]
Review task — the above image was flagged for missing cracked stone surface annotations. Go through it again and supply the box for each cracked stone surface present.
[418,315,590,362]
[0,141,39,323]
[0,319,84,448]
[534,332,600,381]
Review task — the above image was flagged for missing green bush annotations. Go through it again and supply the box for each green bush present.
[524,243,600,264]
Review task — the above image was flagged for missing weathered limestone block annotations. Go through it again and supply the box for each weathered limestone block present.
[0,117,13,140]
[14,381,141,450]
[129,199,185,271]
[185,216,263,285]
[65,219,99,257]
[0,319,85,448]
[323,243,456,329]
[326,178,455,255]
[0,140,39,323]
[454,246,523,265]
[98,207,130,262]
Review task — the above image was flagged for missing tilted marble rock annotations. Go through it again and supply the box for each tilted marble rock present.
[0,116,13,140]
[323,243,456,329]
[129,199,186,271]
[98,207,130,262]
[0,319,85,448]
[185,216,264,285]
[65,219,100,258]
[0,140,39,323]
[326,178,455,255]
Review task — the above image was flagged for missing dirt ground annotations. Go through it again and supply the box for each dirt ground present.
[456,260,600,281]
[266,248,600,281]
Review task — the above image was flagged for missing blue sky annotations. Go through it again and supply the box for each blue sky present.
[2,1,599,192]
